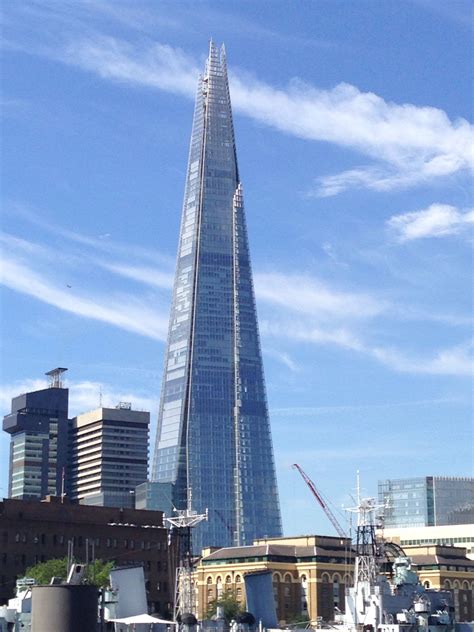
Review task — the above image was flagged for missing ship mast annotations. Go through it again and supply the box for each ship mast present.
[164,489,207,621]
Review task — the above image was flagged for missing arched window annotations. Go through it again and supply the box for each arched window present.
[235,575,241,583]
[444,579,452,589]
[424,581,430,589]
[206,576,213,585]
[462,581,469,590]
[333,576,340,605]
[225,575,232,585]
[453,580,460,589]
[301,574,308,613]
[284,573,292,583]
[322,573,330,583]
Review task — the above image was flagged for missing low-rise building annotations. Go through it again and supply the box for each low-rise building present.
[195,535,354,624]
[382,524,474,560]
[404,544,474,622]
[0,496,172,615]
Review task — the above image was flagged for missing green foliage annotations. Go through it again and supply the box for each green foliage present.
[25,557,68,585]
[85,559,115,588]
[25,557,114,588]
[286,613,311,625]
[205,590,244,622]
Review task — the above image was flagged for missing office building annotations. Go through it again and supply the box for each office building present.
[0,497,172,612]
[195,534,354,623]
[151,42,282,549]
[2,368,69,500]
[194,536,474,624]
[378,476,474,528]
[69,404,149,509]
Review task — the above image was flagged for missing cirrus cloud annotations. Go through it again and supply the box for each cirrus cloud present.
[387,203,474,241]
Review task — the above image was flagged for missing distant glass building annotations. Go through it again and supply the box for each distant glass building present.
[151,42,282,550]
[378,476,474,528]
[2,368,69,500]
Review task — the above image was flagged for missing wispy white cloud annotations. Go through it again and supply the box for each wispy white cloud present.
[0,378,158,419]
[0,255,168,341]
[387,203,474,241]
[371,339,473,377]
[100,262,174,289]
[261,315,472,377]
[5,200,174,266]
[64,36,199,97]
[261,319,365,353]
[264,349,300,372]
[1,224,470,378]
[255,272,385,320]
[10,34,472,196]
[271,397,462,417]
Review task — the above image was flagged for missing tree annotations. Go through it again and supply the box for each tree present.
[205,590,244,622]
[25,557,114,588]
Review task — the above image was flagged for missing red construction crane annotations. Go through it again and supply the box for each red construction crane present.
[292,463,347,538]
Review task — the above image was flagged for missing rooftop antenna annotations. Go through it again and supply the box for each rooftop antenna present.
[45,368,68,389]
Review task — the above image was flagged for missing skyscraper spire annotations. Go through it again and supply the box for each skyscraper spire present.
[152,44,281,550]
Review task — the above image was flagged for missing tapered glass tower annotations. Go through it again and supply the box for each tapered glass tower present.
[152,42,282,550]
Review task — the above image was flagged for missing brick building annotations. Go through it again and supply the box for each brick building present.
[195,535,474,624]
[0,497,173,615]
[195,534,354,624]
[401,544,474,622]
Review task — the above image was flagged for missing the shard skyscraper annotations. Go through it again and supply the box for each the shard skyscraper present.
[152,42,282,550]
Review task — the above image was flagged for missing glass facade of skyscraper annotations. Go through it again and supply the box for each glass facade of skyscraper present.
[378,476,474,528]
[151,43,282,550]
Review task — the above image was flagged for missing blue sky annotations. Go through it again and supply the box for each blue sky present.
[1,1,472,536]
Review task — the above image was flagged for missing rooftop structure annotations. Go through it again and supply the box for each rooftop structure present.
[69,406,149,509]
[2,369,69,500]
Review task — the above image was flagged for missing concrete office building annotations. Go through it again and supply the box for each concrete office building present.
[378,476,474,528]
[69,404,149,509]
[0,497,172,612]
[2,369,69,500]
[151,42,281,551]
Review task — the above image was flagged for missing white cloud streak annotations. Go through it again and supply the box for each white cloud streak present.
[1,225,470,378]
[388,203,474,241]
[0,378,158,419]
[371,340,473,377]
[255,272,385,320]
[34,36,473,196]
[0,256,168,341]
[100,262,174,289]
